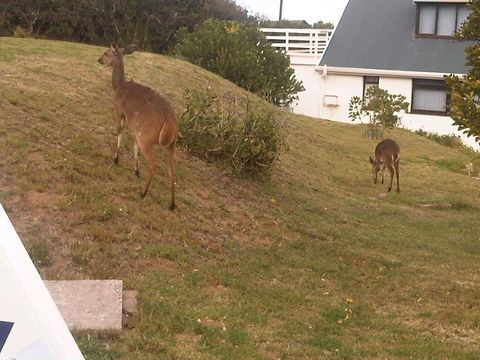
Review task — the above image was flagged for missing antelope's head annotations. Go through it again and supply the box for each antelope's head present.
[97,44,137,67]
[369,156,384,183]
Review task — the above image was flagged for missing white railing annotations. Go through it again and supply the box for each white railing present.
[260,28,333,57]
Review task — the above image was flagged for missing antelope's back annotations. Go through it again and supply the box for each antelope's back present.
[375,139,400,160]
[114,81,177,125]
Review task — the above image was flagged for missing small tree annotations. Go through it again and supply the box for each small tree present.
[175,19,304,107]
[348,86,409,137]
[445,0,480,143]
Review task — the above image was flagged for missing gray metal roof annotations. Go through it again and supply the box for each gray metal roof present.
[319,0,474,74]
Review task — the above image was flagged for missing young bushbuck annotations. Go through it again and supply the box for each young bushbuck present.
[98,44,178,210]
[369,139,400,193]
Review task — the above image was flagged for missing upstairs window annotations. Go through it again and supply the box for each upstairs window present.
[416,3,470,38]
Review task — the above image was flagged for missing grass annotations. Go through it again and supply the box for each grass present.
[1,37,480,359]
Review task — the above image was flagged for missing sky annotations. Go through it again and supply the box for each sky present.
[234,0,350,26]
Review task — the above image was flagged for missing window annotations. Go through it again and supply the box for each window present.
[416,3,470,38]
[412,79,448,115]
[363,76,379,100]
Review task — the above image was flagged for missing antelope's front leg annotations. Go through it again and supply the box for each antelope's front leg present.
[134,141,140,177]
[114,115,126,164]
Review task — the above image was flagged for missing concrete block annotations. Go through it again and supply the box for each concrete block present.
[44,280,123,330]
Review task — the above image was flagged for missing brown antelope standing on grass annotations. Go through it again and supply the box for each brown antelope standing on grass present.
[369,139,400,193]
[98,44,178,210]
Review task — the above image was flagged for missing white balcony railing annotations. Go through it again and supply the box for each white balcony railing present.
[260,28,333,63]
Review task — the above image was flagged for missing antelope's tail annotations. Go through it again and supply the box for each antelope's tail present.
[159,120,177,147]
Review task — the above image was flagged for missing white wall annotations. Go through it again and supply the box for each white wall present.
[318,73,363,123]
[292,64,323,117]
[292,65,480,150]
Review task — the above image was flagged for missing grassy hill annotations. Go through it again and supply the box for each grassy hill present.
[1,37,480,359]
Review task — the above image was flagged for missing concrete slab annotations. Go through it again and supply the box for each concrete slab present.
[122,290,139,329]
[44,280,123,330]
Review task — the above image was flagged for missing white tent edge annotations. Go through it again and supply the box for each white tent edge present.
[0,204,84,360]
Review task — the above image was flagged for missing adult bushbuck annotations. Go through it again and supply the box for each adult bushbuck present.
[369,139,400,193]
[98,44,178,210]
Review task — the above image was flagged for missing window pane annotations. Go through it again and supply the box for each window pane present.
[413,88,446,112]
[457,5,470,31]
[419,4,436,34]
[364,76,379,85]
[437,4,457,36]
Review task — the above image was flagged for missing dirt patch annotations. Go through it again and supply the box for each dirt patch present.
[25,189,63,207]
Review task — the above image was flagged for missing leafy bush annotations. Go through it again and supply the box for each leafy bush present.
[175,19,304,107]
[445,0,480,143]
[349,87,409,131]
[0,0,256,53]
[414,129,467,149]
[179,88,289,174]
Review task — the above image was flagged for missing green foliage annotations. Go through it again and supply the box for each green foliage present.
[414,129,469,150]
[179,88,289,174]
[0,0,256,53]
[445,0,480,143]
[261,20,334,29]
[349,87,409,131]
[175,19,304,107]
[312,20,335,29]
[204,0,253,23]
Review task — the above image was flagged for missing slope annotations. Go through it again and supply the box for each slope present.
[1,37,479,359]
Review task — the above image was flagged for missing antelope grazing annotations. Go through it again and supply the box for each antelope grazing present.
[98,44,178,210]
[369,139,400,193]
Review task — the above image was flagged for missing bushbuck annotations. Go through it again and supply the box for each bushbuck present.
[98,44,178,210]
[369,139,400,193]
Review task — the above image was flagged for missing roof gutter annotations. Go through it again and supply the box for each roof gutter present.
[315,65,465,79]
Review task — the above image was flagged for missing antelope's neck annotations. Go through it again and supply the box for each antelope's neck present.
[112,58,126,90]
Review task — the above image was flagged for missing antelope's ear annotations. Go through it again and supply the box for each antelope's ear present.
[369,156,375,165]
[111,43,120,53]
[123,44,137,55]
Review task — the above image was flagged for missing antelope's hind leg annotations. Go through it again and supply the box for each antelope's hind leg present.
[138,143,157,199]
[134,141,140,177]
[387,166,395,192]
[165,143,176,210]
[395,160,400,193]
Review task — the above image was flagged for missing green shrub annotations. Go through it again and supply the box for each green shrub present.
[175,19,304,107]
[179,88,288,174]
[414,129,467,149]
[349,87,409,132]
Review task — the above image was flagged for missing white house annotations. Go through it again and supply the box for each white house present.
[283,0,478,150]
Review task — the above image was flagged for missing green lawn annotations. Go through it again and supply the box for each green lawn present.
[1,37,480,359]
